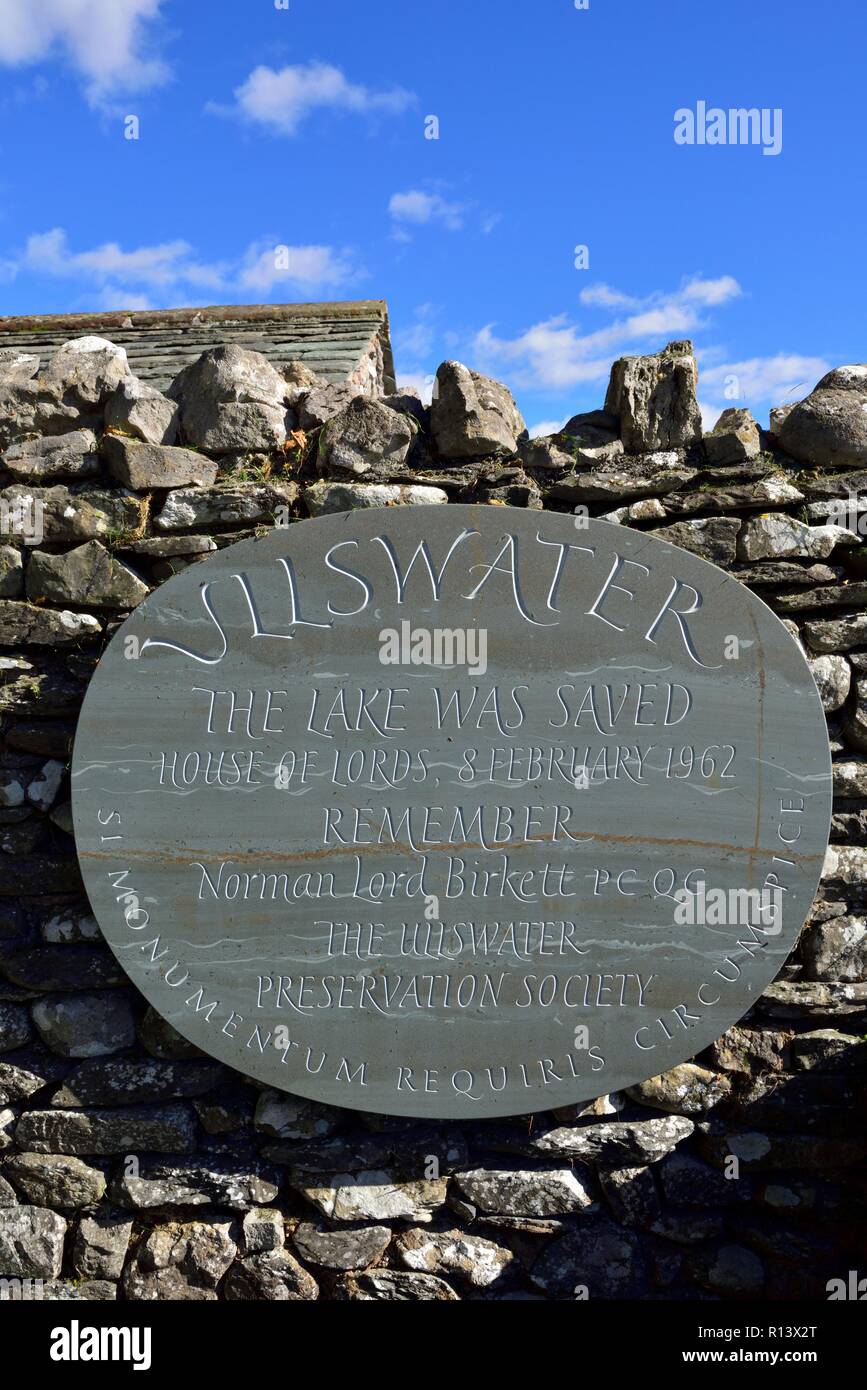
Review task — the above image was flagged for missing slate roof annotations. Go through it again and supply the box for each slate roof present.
[0,300,396,394]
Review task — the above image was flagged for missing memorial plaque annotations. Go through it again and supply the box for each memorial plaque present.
[72,505,832,1117]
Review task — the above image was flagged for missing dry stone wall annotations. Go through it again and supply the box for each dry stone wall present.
[0,334,865,1302]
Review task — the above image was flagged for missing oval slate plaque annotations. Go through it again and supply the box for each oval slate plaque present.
[72,505,831,1117]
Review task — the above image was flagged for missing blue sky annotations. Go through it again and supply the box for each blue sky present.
[0,0,864,436]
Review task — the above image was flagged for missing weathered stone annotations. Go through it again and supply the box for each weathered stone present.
[519,433,583,473]
[658,1152,752,1207]
[778,365,867,468]
[808,654,851,712]
[168,346,292,453]
[737,514,854,561]
[122,1220,236,1300]
[296,383,360,430]
[138,1007,203,1061]
[104,377,179,445]
[223,1249,318,1300]
[42,337,130,410]
[710,1025,788,1075]
[26,541,148,611]
[0,1205,66,1278]
[800,917,866,982]
[113,1158,278,1210]
[0,1002,32,1052]
[40,1279,118,1300]
[318,397,415,477]
[789,1029,867,1071]
[704,408,760,465]
[0,1175,17,1205]
[291,1221,390,1271]
[758,979,867,1018]
[2,430,100,482]
[598,1166,660,1227]
[334,1270,458,1301]
[304,480,448,515]
[0,484,146,544]
[531,1116,694,1166]
[688,1244,765,1296]
[240,1207,284,1255]
[804,614,867,653]
[0,1056,60,1103]
[102,434,217,491]
[665,475,804,517]
[546,455,696,505]
[40,908,100,944]
[0,601,102,646]
[735,561,840,589]
[0,1108,15,1150]
[627,1063,732,1115]
[3,1153,106,1210]
[394,1227,513,1288]
[50,1058,225,1108]
[455,1168,592,1217]
[651,516,740,565]
[605,341,702,452]
[253,1091,340,1142]
[604,497,667,523]
[698,1126,867,1171]
[843,677,867,752]
[15,1104,197,1155]
[122,535,217,558]
[0,546,23,598]
[822,845,867,890]
[291,1172,447,1224]
[532,1217,644,1299]
[769,402,798,435]
[153,482,297,531]
[0,349,39,383]
[0,853,81,896]
[31,993,136,1058]
[25,759,65,812]
[772,579,867,614]
[431,361,526,458]
[71,1211,133,1280]
[3,946,123,995]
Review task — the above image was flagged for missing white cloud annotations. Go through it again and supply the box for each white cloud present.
[680,275,742,307]
[389,190,466,232]
[579,284,640,309]
[238,241,362,294]
[529,418,567,439]
[217,62,413,137]
[0,0,169,103]
[10,228,364,304]
[700,353,828,405]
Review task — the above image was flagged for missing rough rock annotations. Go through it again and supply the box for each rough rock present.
[0,547,23,598]
[51,1058,224,1108]
[627,1063,732,1115]
[688,1244,765,1296]
[168,346,292,453]
[123,1220,236,1300]
[431,361,525,458]
[652,516,741,565]
[3,430,100,482]
[318,397,415,477]
[102,435,217,491]
[223,1249,318,1300]
[833,760,867,797]
[296,383,360,430]
[253,1091,340,1142]
[0,1205,66,1278]
[532,1217,644,1299]
[598,1166,661,1227]
[154,482,297,531]
[604,341,702,452]
[0,601,102,646]
[778,364,867,468]
[291,1221,390,1271]
[104,377,179,445]
[42,337,130,410]
[800,917,866,982]
[808,654,852,712]
[803,614,867,653]
[531,1115,694,1166]
[15,1104,197,1155]
[3,1152,106,1209]
[704,407,761,465]
[31,993,136,1057]
[0,349,40,383]
[71,1211,133,1279]
[658,1153,752,1207]
[113,1159,278,1210]
[292,1171,448,1224]
[789,1029,867,1072]
[39,1279,118,1300]
[455,1168,592,1217]
[0,1002,32,1052]
[0,484,146,544]
[240,1207,284,1255]
[304,480,448,515]
[26,540,148,610]
[737,514,854,561]
[41,908,100,944]
[698,1127,867,1171]
[334,1270,458,1301]
[394,1227,513,1288]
